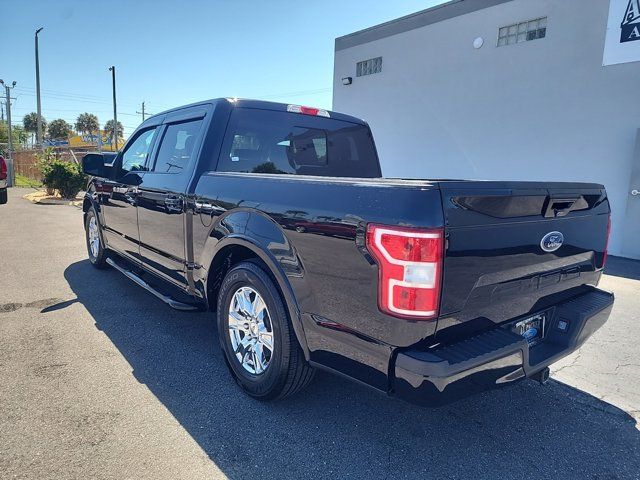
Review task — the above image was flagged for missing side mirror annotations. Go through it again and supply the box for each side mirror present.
[82,153,106,177]
[83,153,116,179]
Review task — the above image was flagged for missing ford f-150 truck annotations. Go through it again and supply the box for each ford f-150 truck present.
[81,98,614,406]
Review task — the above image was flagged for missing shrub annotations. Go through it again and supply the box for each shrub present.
[37,148,57,195]
[38,149,85,199]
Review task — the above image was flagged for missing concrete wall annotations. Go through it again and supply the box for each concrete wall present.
[333,0,640,259]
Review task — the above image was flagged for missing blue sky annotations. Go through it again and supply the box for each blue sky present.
[2,0,443,137]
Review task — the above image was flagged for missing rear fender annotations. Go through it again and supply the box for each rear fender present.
[199,209,310,359]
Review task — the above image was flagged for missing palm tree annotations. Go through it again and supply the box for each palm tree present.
[47,119,73,140]
[75,113,99,135]
[104,120,123,139]
[23,112,47,147]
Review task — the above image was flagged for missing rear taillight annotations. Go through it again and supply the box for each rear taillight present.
[602,215,611,269]
[366,224,444,320]
[0,156,7,181]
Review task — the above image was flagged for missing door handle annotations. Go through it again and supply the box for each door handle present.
[632,189,639,196]
[195,200,214,214]
[164,195,183,212]
[124,187,138,206]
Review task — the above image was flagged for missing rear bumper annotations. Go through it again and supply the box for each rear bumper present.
[393,287,614,407]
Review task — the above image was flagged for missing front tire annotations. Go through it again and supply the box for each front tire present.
[217,261,314,400]
[85,207,108,269]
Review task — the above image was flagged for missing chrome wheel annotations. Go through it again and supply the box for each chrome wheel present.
[88,216,100,259]
[227,286,274,375]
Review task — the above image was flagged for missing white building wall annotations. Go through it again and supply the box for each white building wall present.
[333,0,640,258]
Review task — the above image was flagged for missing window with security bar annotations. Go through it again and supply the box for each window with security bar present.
[497,17,547,47]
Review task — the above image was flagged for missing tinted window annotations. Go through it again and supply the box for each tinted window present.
[121,128,157,173]
[217,108,380,177]
[153,119,203,174]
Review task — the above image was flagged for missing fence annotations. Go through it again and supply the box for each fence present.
[12,148,89,182]
[13,151,42,180]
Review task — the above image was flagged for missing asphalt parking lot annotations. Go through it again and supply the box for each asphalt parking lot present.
[1,187,639,480]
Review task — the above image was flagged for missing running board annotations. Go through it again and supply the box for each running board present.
[106,257,200,311]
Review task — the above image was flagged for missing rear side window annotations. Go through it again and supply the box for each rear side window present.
[216,108,380,177]
[153,119,203,174]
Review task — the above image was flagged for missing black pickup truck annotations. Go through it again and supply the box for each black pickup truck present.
[81,98,614,406]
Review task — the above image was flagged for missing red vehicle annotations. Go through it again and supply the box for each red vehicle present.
[0,155,8,205]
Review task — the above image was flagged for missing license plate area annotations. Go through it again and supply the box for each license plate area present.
[511,313,546,346]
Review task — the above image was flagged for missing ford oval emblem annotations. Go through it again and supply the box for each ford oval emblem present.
[522,327,538,340]
[541,231,564,252]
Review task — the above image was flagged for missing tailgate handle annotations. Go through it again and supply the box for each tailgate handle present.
[544,197,579,218]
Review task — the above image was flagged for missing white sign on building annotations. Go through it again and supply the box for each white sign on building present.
[603,0,640,65]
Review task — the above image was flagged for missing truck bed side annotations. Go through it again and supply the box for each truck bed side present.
[191,173,444,390]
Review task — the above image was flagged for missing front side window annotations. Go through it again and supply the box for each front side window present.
[121,128,157,173]
[216,108,380,178]
[153,119,203,174]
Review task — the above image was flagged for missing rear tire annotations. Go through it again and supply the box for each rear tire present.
[85,207,108,269]
[217,261,315,400]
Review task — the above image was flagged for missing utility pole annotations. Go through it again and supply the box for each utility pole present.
[1,79,17,187]
[137,101,146,121]
[108,66,118,150]
[136,102,153,123]
[35,27,44,149]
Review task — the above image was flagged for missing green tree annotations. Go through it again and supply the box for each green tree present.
[47,119,73,140]
[23,112,47,145]
[75,113,99,135]
[103,120,123,139]
[0,121,28,152]
[12,125,28,148]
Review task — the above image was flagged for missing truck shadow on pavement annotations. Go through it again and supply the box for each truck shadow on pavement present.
[64,260,640,479]
[605,255,640,281]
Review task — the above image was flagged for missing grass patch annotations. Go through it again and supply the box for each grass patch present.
[15,174,43,188]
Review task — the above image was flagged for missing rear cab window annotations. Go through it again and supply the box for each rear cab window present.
[216,108,380,178]
[153,119,204,174]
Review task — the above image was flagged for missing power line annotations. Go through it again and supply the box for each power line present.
[14,85,112,101]
[11,105,140,119]
[14,91,120,106]
[10,86,333,115]
[13,86,141,107]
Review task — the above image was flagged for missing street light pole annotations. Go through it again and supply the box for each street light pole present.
[108,66,118,150]
[1,79,17,187]
[35,27,44,149]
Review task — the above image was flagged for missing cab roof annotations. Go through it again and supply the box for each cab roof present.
[145,98,367,126]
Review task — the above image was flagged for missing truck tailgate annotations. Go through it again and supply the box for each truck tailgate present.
[436,181,610,339]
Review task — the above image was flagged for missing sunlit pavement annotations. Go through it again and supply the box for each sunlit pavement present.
[551,256,640,417]
[1,187,638,480]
